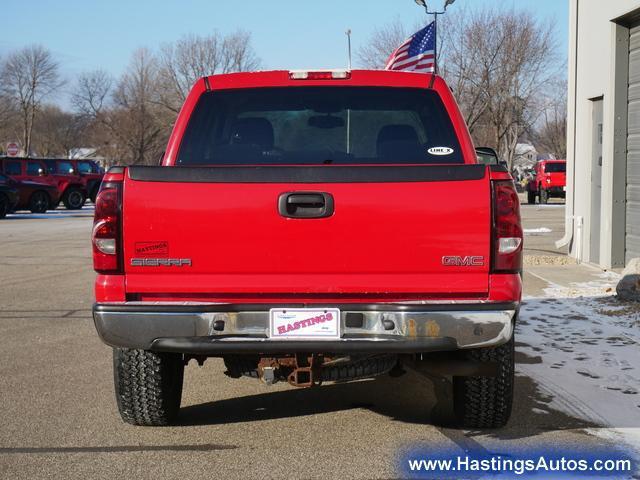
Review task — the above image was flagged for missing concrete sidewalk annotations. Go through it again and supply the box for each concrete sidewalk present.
[518,260,639,456]
[523,262,617,297]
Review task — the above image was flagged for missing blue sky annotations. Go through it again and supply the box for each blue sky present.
[1,0,567,104]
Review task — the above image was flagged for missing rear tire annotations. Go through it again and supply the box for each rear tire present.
[527,191,536,204]
[113,348,184,426]
[0,194,8,218]
[29,191,50,213]
[452,335,514,429]
[540,188,549,204]
[62,188,85,210]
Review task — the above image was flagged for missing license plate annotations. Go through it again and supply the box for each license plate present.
[269,308,340,339]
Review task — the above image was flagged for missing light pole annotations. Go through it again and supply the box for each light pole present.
[413,0,456,74]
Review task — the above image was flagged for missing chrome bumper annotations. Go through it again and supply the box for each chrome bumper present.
[93,303,517,354]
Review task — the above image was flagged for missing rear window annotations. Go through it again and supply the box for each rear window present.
[176,87,463,166]
[544,162,566,173]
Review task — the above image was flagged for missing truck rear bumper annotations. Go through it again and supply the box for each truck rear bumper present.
[93,302,517,355]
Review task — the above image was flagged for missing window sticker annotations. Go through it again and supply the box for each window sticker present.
[428,147,454,156]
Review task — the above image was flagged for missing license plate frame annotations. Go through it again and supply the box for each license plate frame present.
[269,308,341,340]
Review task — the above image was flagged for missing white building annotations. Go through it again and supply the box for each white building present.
[68,148,107,169]
[563,0,640,268]
[512,142,538,179]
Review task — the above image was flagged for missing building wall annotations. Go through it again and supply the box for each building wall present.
[567,0,640,268]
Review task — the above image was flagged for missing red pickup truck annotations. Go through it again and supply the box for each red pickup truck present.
[526,159,567,204]
[92,70,523,429]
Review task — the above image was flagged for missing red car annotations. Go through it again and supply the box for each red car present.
[526,159,566,204]
[0,172,60,213]
[91,70,523,429]
[0,157,88,210]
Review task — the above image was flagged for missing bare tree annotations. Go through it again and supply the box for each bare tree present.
[113,48,167,164]
[479,11,559,168]
[70,31,262,163]
[357,19,410,69]
[532,81,567,158]
[221,30,261,73]
[0,45,63,155]
[358,9,562,169]
[31,105,89,157]
[73,50,168,165]
[0,57,16,136]
[72,69,113,117]
[157,31,261,112]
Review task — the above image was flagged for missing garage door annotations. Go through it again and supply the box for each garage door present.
[627,24,640,264]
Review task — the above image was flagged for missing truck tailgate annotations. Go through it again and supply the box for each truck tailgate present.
[122,165,491,297]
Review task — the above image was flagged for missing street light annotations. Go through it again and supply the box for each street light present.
[412,0,458,75]
[414,0,456,14]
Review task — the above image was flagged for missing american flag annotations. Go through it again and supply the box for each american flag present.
[385,21,436,72]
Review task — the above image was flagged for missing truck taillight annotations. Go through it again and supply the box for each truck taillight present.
[92,181,122,273]
[491,180,523,273]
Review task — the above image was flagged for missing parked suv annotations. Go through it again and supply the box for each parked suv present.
[41,159,88,209]
[526,159,566,204]
[1,157,88,210]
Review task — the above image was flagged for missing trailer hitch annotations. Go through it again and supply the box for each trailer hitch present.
[287,353,324,388]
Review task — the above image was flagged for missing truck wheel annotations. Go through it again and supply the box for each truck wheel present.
[527,191,536,204]
[29,191,50,213]
[0,194,8,218]
[113,348,184,426]
[453,336,514,429]
[62,188,86,210]
[540,189,549,204]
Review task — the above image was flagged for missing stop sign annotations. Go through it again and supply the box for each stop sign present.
[6,142,19,157]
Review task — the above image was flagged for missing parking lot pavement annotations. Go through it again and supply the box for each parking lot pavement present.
[518,194,568,259]
[0,208,634,480]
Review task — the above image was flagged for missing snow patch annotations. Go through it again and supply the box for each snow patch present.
[519,270,640,455]
[524,227,553,235]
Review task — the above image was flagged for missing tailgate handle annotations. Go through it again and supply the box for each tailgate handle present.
[278,192,334,219]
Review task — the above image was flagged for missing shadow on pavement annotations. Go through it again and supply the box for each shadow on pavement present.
[178,360,598,440]
[4,213,94,220]
[0,444,237,455]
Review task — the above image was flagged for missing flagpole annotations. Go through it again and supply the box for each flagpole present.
[433,12,438,75]
[414,0,456,75]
